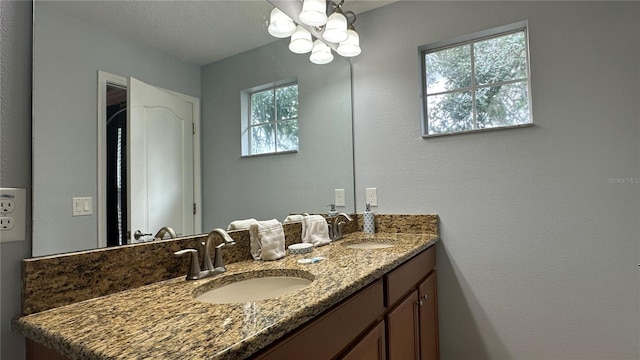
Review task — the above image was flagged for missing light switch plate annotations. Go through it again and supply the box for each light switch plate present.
[0,188,26,242]
[72,197,93,216]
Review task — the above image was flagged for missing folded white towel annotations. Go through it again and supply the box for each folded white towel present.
[227,218,258,231]
[249,219,286,261]
[283,214,305,223]
[302,215,331,247]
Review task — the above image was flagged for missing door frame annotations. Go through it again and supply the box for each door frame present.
[97,71,201,248]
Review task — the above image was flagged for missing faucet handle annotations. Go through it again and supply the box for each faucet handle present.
[174,249,201,280]
[335,221,346,240]
[213,242,232,269]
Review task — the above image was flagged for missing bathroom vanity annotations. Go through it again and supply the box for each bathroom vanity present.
[15,216,439,360]
[254,242,438,360]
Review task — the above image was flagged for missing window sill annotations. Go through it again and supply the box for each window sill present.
[241,150,298,158]
[422,123,534,139]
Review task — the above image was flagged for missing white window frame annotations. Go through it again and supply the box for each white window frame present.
[241,79,299,156]
[419,21,533,137]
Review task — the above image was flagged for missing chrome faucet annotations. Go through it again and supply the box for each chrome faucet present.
[154,226,177,240]
[173,228,235,281]
[330,213,353,241]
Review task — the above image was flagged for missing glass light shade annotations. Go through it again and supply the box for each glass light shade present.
[289,26,313,54]
[310,40,333,64]
[268,8,296,38]
[298,0,327,27]
[337,29,361,57]
[322,12,348,43]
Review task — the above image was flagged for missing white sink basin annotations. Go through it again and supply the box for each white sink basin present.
[193,270,314,304]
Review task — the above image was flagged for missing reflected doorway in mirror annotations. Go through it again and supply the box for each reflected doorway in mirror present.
[98,72,202,247]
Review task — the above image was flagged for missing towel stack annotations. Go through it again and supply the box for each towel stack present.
[227,218,258,231]
[302,215,331,247]
[249,219,286,261]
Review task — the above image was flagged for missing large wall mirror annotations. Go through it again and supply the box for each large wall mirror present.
[32,0,356,256]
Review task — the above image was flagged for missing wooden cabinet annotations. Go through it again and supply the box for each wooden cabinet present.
[340,321,386,360]
[419,271,439,360]
[385,246,439,360]
[386,291,420,359]
[259,245,439,360]
[26,339,70,360]
[253,280,384,360]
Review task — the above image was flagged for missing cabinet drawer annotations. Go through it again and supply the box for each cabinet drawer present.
[385,246,436,307]
[254,280,384,360]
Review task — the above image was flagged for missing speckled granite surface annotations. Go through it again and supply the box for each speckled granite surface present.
[22,222,308,315]
[14,232,438,360]
[358,214,439,234]
[22,214,436,315]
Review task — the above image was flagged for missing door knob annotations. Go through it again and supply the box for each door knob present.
[133,230,152,240]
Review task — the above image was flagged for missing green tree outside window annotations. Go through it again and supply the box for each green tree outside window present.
[250,84,299,154]
[422,26,532,136]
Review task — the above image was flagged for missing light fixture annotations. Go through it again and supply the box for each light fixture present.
[298,0,328,27]
[337,29,361,57]
[266,2,362,64]
[310,40,334,64]
[289,26,314,54]
[268,8,296,38]
[322,12,348,43]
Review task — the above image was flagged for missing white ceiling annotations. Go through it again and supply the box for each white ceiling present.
[40,0,395,66]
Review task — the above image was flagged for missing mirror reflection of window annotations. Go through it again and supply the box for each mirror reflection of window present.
[245,82,299,156]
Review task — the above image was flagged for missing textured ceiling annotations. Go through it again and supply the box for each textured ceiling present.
[40,0,395,66]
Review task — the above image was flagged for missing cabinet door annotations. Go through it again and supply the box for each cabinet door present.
[253,280,384,360]
[418,271,439,360]
[386,291,419,360]
[341,321,386,360]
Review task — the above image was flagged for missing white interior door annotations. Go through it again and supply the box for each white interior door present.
[127,77,194,243]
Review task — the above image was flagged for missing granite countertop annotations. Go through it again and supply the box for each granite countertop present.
[14,232,438,360]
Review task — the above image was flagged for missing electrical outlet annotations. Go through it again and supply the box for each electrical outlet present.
[366,187,378,207]
[335,189,346,207]
[0,217,15,231]
[0,199,15,213]
[0,188,25,242]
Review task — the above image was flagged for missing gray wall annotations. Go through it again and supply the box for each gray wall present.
[32,4,201,256]
[353,1,639,358]
[2,1,639,359]
[0,1,32,359]
[201,39,354,228]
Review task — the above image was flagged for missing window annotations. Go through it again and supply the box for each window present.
[420,22,532,137]
[244,82,299,156]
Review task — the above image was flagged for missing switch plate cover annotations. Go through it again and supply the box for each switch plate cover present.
[365,188,378,207]
[335,189,346,207]
[72,197,93,216]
